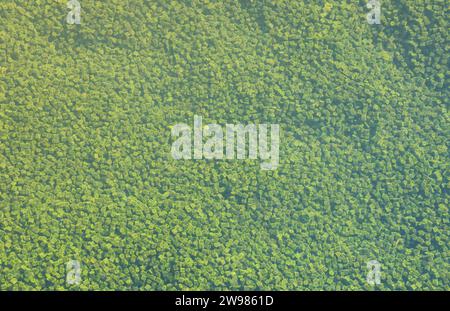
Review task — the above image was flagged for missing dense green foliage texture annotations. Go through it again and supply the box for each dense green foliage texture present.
[0,0,448,290]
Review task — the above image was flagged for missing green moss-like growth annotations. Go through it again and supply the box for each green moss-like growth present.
[0,1,448,290]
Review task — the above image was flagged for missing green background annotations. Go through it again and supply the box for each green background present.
[0,0,448,290]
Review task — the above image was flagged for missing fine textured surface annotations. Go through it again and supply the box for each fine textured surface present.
[0,1,448,290]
